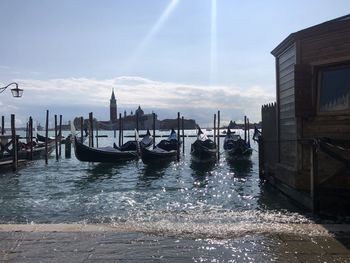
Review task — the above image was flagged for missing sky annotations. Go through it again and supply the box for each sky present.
[0,0,349,127]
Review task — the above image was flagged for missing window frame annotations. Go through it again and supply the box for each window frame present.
[316,62,350,116]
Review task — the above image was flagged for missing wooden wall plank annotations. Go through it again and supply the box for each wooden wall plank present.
[280,87,295,99]
[278,43,297,168]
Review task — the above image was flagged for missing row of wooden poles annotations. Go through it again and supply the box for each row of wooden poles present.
[3,109,250,171]
[85,110,246,162]
[2,111,70,171]
[85,111,187,162]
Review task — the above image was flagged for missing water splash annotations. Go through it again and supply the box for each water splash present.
[96,208,318,239]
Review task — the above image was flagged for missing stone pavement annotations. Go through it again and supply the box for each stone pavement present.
[0,224,350,262]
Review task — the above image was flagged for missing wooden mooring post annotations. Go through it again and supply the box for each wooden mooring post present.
[65,137,71,158]
[244,116,247,143]
[65,119,71,159]
[1,116,4,135]
[153,113,156,149]
[59,115,62,158]
[80,116,84,143]
[89,112,94,147]
[29,117,33,160]
[11,114,18,171]
[182,116,185,154]
[121,118,124,145]
[247,118,250,146]
[136,112,139,133]
[119,113,122,147]
[96,121,99,148]
[217,110,220,162]
[213,114,216,146]
[311,141,319,213]
[54,115,59,161]
[45,110,49,164]
[177,112,180,161]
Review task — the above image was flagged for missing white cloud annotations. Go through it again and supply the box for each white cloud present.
[1,76,275,126]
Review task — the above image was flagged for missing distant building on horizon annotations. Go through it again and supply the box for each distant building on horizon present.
[110,88,117,122]
[97,89,197,130]
[98,89,160,130]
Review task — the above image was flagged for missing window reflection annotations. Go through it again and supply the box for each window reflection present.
[319,66,350,112]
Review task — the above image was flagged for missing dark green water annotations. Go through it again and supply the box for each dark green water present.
[0,129,312,238]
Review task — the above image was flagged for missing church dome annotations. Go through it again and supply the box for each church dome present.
[135,105,144,116]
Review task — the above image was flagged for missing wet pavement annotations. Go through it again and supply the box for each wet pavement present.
[0,224,350,262]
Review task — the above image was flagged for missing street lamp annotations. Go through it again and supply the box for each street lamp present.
[0,82,23,98]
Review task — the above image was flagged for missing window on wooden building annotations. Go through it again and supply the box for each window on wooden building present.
[319,64,350,113]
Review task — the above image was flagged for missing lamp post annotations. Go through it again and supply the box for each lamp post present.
[0,82,23,98]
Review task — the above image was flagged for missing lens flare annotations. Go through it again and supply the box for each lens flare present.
[124,0,180,72]
[210,0,217,85]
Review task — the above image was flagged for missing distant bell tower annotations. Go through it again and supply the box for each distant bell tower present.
[110,89,117,122]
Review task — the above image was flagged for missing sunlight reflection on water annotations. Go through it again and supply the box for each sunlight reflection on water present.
[0,130,315,239]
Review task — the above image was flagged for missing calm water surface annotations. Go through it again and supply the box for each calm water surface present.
[0,129,314,238]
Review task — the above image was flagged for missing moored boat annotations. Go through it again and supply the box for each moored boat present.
[74,137,138,163]
[18,141,56,160]
[140,146,177,164]
[37,133,55,143]
[224,128,252,159]
[191,127,217,162]
[114,140,138,151]
[37,132,66,143]
[139,129,153,148]
[140,129,179,164]
[0,141,56,161]
[113,129,153,152]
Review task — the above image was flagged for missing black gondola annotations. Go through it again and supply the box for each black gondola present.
[140,146,177,164]
[74,137,138,163]
[113,129,153,152]
[20,141,56,160]
[114,140,138,151]
[0,141,56,161]
[37,133,55,143]
[37,132,66,143]
[191,127,217,162]
[224,128,252,159]
[140,129,179,164]
[139,129,153,148]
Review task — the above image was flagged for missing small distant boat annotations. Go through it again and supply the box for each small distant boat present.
[191,127,217,162]
[140,129,179,164]
[224,128,252,159]
[74,137,138,163]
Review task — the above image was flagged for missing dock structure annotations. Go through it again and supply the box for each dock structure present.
[0,112,70,172]
[259,15,350,214]
[0,135,21,171]
[0,114,26,171]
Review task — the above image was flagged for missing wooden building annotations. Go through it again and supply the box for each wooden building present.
[261,14,350,214]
